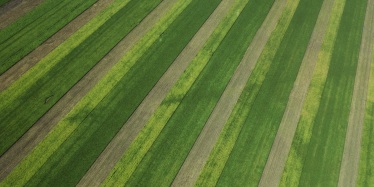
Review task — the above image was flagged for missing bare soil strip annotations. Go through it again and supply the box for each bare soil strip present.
[0,0,114,92]
[258,0,335,186]
[0,0,175,181]
[0,0,44,29]
[170,1,286,186]
[77,1,235,186]
[338,0,374,185]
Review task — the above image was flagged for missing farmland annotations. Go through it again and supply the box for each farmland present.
[0,0,373,186]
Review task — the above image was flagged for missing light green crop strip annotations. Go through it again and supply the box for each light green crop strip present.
[195,0,300,186]
[101,0,249,186]
[0,1,190,186]
[279,0,346,186]
[358,46,374,186]
[0,0,131,111]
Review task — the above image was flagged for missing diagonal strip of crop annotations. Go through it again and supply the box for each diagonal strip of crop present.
[101,0,254,185]
[295,0,368,185]
[209,0,325,186]
[103,0,276,186]
[195,0,300,185]
[280,0,346,186]
[0,0,196,186]
[0,0,160,156]
[0,0,98,74]
[358,48,374,186]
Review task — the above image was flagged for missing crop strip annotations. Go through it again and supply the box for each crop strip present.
[78,0,236,186]
[339,0,374,185]
[195,0,300,185]
[172,0,286,186]
[0,0,44,29]
[279,0,346,186]
[0,0,172,181]
[0,0,116,92]
[258,0,335,185]
[0,0,99,75]
[358,45,374,186]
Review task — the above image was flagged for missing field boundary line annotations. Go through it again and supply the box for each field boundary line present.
[338,0,374,185]
[257,0,336,186]
[0,0,44,29]
[170,0,286,186]
[0,0,115,92]
[0,0,174,181]
[78,0,236,185]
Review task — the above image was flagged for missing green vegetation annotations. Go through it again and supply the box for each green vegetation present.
[0,0,10,7]
[0,0,98,74]
[0,0,158,156]
[196,0,300,185]
[103,0,275,186]
[281,0,346,185]
[102,0,251,185]
[204,0,325,186]
[358,48,374,186]
[1,0,223,186]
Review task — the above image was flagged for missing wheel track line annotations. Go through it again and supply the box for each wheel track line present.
[0,0,113,92]
[170,0,286,186]
[0,0,44,29]
[0,0,175,181]
[258,0,335,186]
[77,0,236,186]
[338,0,374,185]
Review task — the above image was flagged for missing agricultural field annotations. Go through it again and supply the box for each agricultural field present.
[0,0,373,186]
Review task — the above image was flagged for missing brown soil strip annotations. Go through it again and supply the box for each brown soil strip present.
[0,0,44,29]
[0,0,115,92]
[338,0,374,185]
[171,1,287,186]
[77,0,235,186]
[258,0,336,186]
[0,0,175,181]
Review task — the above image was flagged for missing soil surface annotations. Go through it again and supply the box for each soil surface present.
[0,0,172,181]
[338,0,374,185]
[0,0,114,92]
[76,1,236,186]
[257,0,336,186]
[0,0,44,29]
[171,0,287,186]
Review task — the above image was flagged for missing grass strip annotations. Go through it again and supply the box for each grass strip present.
[195,0,300,186]
[0,0,98,74]
[0,0,10,7]
[295,0,367,185]
[0,0,189,186]
[6,0,221,186]
[103,0,275,186]
[0,0,157,156]
[358,48,374,186]
[209,0,324,186]
[280,0,346,186]
[101,0,251,185]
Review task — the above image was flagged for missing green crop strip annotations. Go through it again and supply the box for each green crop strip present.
[102,0,251,185]
[196,0,300,185]
[294,0,367,185]
[280,0,346,186]
[358,47,374,186]
[103,0,275,186]
[0,0,11,7]
[208,0,324,186]
[0,0,159,156]
[0,0,98,74]
[0,0,193,186]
